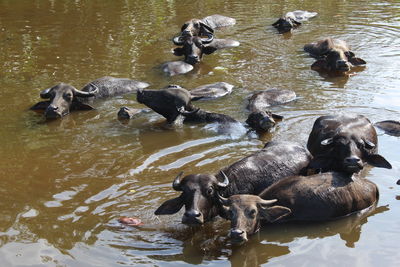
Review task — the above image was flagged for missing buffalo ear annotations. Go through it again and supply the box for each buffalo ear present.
[311,59,328,71]
[30,101,50,110]
[271,113,284,121]
[349,57,366,66]
[366,154,392,169]
[71,101,94,110]
[203,45,217,55]
[173,47,184,56]
[293,20,302,26]
[154,197,184,215]
[272,18,282,26]
[180,23,189,33]
[259,205,291,222]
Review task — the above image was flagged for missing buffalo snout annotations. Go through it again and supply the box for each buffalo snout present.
[45,104,63,119]
[229,229,247,243]
[343,156,363,172]
[182,209,204,225]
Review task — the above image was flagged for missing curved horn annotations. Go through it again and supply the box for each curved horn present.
[200,32,214,44]
[73,86,98,98]
[172,171,184,191]
[217,171,229,188]
[40,87,52,99]
[364,139,376,149]
[173,36,184,46]
[321,138,333,146]
[216,192,230,206]
[259,198,278,206]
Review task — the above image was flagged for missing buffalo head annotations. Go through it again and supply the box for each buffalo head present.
[306,39,366,73]
[173,35,217,65]
[154,171,229,225]
[178,19,214,37]
[272,17,301,33]
[218,194,291,243]
[246,110,283,132]
[30,83,97,119]
[314,134,391,173]
[312,50,366,73]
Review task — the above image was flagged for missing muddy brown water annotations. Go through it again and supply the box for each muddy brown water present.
[0,0,399,266]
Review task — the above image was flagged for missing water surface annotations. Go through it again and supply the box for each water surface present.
[0,0,399,266]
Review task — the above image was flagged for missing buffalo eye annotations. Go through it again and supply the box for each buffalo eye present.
[248,209,256,218]
[64,93,73,101]
[207,187,214,196]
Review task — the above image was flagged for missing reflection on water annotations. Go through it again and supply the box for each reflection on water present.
[0,0,400,266]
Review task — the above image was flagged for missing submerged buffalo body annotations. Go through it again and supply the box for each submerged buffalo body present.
[31,76,149,119]
[220,172,379,243]
[304,38,366,73]
[272,10,317,33]
[154,141,312,224]
[307,114,391,173]
[247,89,296,111]
[374,120,400,137]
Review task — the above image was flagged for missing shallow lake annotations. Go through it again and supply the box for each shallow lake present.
[0,0,399,266]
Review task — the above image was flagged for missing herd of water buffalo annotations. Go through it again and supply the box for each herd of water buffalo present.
[29,12,399,244]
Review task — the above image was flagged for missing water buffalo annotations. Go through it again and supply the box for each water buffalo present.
[374,120,400,137]
[272,10,317,33]
[154,141,312,224]
[245,110,283,132]
[136,85,196,124]
[30,76,149,119]
[173,14,236,41]
[304,38,366,73]
[307,114,391,173]
[173,36,240,65]
[218,171,379,243]
[173,35,217,65]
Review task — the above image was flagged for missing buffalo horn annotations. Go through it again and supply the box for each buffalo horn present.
[364,139,376,149]
[200,33,214,44]
[40,87,52,99]
[73,87,98,98]
[259,198,278,206]
[173,36,184,46]
[321,138,333,146]
[216,192,229,206]
[217,171,229,188]
[172,171,184,191]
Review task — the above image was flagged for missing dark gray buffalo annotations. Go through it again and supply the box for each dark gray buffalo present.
[245,89,296,131]
[307,114,391,173]
[31,76,149,119]
[272,10,317,33]
[136,85,196,124]
[304,38,366,73]
[219,171,379,243]
[154,141,312,224]
[174,14,236,40]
